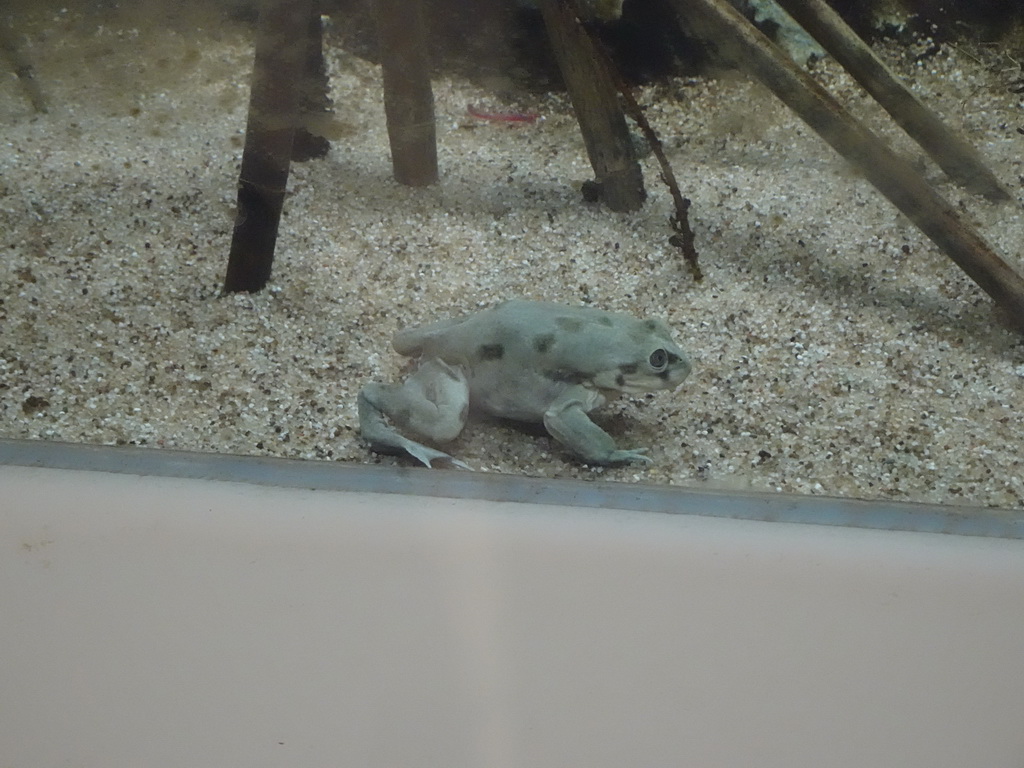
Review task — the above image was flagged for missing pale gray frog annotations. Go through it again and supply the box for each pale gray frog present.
[358,300,692,468]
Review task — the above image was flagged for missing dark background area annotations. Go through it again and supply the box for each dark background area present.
[316,0,1024,88]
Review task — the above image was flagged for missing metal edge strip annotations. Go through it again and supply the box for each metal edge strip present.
[1,438,1021,539]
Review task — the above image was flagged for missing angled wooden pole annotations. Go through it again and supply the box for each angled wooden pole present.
[667,0,1024,324]
[773,0,1011,201]
[538,0,646,212]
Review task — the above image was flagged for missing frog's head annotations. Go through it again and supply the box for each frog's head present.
[591,317,692,394]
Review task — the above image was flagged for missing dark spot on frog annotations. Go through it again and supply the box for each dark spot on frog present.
[644,320,658,332]
[478,343,504,361]
[555,316,584,333]
[533,333,556,354]
[598,315,614,326]
[547,368,588,385]
[614,366,638,391]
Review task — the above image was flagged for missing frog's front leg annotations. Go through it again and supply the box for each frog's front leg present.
[358,359,471,469]
[543,387,652,466]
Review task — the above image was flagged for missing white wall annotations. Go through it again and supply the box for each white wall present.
[3,462,1024,767]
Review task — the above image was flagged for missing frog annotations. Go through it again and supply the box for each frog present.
[357,300,692,469]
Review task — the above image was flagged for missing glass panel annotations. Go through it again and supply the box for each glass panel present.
[2,0,1022,511]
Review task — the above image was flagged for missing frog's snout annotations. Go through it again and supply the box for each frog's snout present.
[673,353,693,391]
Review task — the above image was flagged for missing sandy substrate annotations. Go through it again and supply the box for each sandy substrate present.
[1,3,1023,508]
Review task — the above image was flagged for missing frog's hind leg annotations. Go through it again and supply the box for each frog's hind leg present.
[392,315,469,356]
[358,359,471,469]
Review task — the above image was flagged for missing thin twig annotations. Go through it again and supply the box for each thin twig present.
[557,0,702,281]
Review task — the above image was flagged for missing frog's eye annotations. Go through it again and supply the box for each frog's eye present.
[649,349,668,370]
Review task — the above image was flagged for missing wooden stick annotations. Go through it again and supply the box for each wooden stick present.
[224,0,314,294]
[610,69,703,280]
[773,0,1011,202]
[292,12,332,162]
[667,0,1024,324]
[0,18,47,113]
[538,0,645,212]
[374,0,438,187]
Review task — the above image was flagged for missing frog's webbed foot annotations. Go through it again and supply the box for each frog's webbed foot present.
[358,359,472,470]
[544,396,653,466]
[386,436,471,470]
[602,448,653,466]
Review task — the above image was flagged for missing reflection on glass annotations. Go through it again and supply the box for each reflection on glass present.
[1,0,1022,509]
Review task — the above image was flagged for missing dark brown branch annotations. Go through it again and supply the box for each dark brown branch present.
[613,73,702,282]
[668,0,1024,325]
[557,0,701,278]
[538,0,645,212]
[772,0,1010,202]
